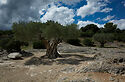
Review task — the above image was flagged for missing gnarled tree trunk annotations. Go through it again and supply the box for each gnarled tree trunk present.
[45,39,62,59]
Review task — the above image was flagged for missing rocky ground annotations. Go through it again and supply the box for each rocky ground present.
[0,43,125,82]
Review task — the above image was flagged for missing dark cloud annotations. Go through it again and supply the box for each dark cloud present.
[0,0,52,29]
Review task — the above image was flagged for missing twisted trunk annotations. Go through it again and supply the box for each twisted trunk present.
[46,39,61,59]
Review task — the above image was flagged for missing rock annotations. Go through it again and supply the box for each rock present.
[70,78,95,82]
[61,66,75,73]
[109,76,115,81]
[109,67,125,75]
[20,50,34,57]
[57,77,69,82]
[8,53,22,59]
[2,56,9,60]
[77,67,89,73]
[0,50,9,60]
[0,60,3,63]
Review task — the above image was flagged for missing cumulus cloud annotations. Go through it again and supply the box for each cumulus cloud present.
[77,0,112,18]
[40,4,75,25]
[102,15,115,21]
[77,20,104,28]
[0,0,83,29]
[111,19,125,29]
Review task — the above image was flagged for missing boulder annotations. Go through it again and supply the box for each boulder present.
[8,53,22,59]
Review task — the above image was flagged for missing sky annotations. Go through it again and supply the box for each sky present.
[0,0,125,30]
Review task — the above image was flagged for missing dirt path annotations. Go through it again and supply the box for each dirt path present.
[1,51,125,82]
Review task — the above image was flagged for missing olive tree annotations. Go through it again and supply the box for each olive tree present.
[12,21,79,59]
[42,21,79,58]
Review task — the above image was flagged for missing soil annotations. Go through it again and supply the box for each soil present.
[0,43,125,82]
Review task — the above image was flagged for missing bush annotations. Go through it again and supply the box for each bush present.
[21,42,29,46]
[33,40,46,49]
[93,33,114,47]
[82,38,94,46]
[114,33,125,42]
[0,38,21,52]
[67,39,81,46]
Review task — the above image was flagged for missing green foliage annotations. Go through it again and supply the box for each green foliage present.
[12,21,44,42]
[33,40,46,49]
[43,21,64,40]
[102,22,117,33]
[63,24,80,40]
[80,24,99,33]
[114,33,125,42]
[80,30,95,37]
[13,21,79,43]
[82,38,94,46]
[43,21,80,41]
[67,39,81,46]
[93,33,114,47]
[0,38,21,52]
[80,24,99,37]
[21,42,29,46]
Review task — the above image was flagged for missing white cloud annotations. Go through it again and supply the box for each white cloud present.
[77,20,104,28]
[77,0,112,18]
[121,1,125,7]
[101,8,112,13]
[111,19,125,29]
[0,0,7,5]
[102,15,115,21]
[40,4,75,25]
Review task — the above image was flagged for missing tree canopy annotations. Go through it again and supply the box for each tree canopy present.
[12,21,79,58]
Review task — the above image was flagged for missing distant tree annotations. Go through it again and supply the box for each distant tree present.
[114,32,125,42]
[102,22,117,33]
[81,24,99,33]
[12,21,44,42]
[93,33,114,47]
[13,21,79,58]
[80,24,99,37]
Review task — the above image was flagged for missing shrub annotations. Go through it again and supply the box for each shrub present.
[67,39,81,46]
[0,38,21,52]
[82,38,94,46]
[21,42,29,46]
[93,33,114,47]
[33,40,46,49]
[6,40,21,52]
[114,33,125,42]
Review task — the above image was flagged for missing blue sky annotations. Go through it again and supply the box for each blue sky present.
[0,0,125,29]
[40,0,125,29]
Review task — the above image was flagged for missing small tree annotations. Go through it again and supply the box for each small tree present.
[13,21,79,59]
[93,33,114,47]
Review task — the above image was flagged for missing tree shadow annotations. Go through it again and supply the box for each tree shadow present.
[20,51,34,57]
[24,53,95,66]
